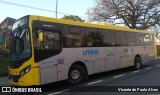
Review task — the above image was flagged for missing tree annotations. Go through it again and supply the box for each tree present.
[87,0,160,30]
[62,15,85,22]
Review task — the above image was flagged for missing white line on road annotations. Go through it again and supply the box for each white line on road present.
[113,74,125,78]
[88,80,103,85]
[156,65,160,67]
[145,67,152,70]
[132,70,141,73]
[48,89,70,95]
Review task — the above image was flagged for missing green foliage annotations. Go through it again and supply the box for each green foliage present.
[62,15,85,22]
[0,55,9,77]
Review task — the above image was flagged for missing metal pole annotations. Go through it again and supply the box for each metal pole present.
[55,0,58,18]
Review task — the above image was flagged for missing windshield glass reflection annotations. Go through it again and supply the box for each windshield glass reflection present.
[10,28,31,60]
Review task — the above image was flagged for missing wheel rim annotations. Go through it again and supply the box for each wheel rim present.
[136,60,140,69]
[71,69,80,80]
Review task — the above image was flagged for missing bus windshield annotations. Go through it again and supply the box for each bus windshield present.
[10,28,31,61]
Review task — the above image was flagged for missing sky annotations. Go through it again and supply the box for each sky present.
[0,0,95,22]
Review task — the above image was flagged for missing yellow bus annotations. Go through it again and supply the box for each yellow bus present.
[8,15,156,86]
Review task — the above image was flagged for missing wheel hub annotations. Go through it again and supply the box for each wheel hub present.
[71,70,80,80]
[136,61,140,68]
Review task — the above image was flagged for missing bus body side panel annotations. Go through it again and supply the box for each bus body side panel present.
[144,46,155,63]
[132,46,155,64]
[132,46,144,61]
[105,47,134,71]
[105,47,121,71]
[62,48,102,75]
[120,46,135,68]
[38,46,155,84]
[63,47,134,76]
[38,51,65,85]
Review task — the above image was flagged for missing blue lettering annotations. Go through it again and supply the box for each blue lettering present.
[87,50,90,55]
[95,50,99,54]
[83,50,99,55]
[83,51,86,55]
[90,51,93,55]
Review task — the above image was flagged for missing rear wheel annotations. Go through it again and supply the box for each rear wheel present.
[68,65,85,84]
[134,57,142,69]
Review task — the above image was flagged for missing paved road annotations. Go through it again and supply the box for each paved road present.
[0,77,9,86]
[1,59,160,95]
[45,59,160,95]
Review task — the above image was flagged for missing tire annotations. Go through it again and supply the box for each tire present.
[134,57,142,70]
[68,65,85,84]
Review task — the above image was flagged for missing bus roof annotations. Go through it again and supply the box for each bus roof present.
[29,15,154,34]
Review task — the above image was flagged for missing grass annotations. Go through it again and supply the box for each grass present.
[0,54,9,77]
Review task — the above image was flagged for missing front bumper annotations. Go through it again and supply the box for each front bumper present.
[8,73,35,86]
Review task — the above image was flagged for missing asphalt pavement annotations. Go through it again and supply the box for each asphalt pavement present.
[0,77,9,86]
[45,58,160,95]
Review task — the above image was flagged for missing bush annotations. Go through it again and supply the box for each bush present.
[0,54,9,77]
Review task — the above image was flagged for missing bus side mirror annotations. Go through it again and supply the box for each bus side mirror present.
[38,30,43,43]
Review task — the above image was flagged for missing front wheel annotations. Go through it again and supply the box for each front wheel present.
[134,57,142,70]
[68,65,85,84]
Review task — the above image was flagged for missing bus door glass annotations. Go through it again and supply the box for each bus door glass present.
[33,30,62,84]
[33,30,62,62]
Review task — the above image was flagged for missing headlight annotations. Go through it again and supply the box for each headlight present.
[20,70,25,76]
[20,65,31,77]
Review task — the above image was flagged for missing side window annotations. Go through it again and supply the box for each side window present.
[144,34,153,45]
[63,26,85,47]
[126,32,136,46]
[115,31,126,46]
[136,33,144,46]
[34,31,60,49]
[43,31,60,49]
[100,29,115,46]
[85,28,102,47]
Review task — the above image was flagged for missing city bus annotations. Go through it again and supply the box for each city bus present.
[8,15,156,86]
